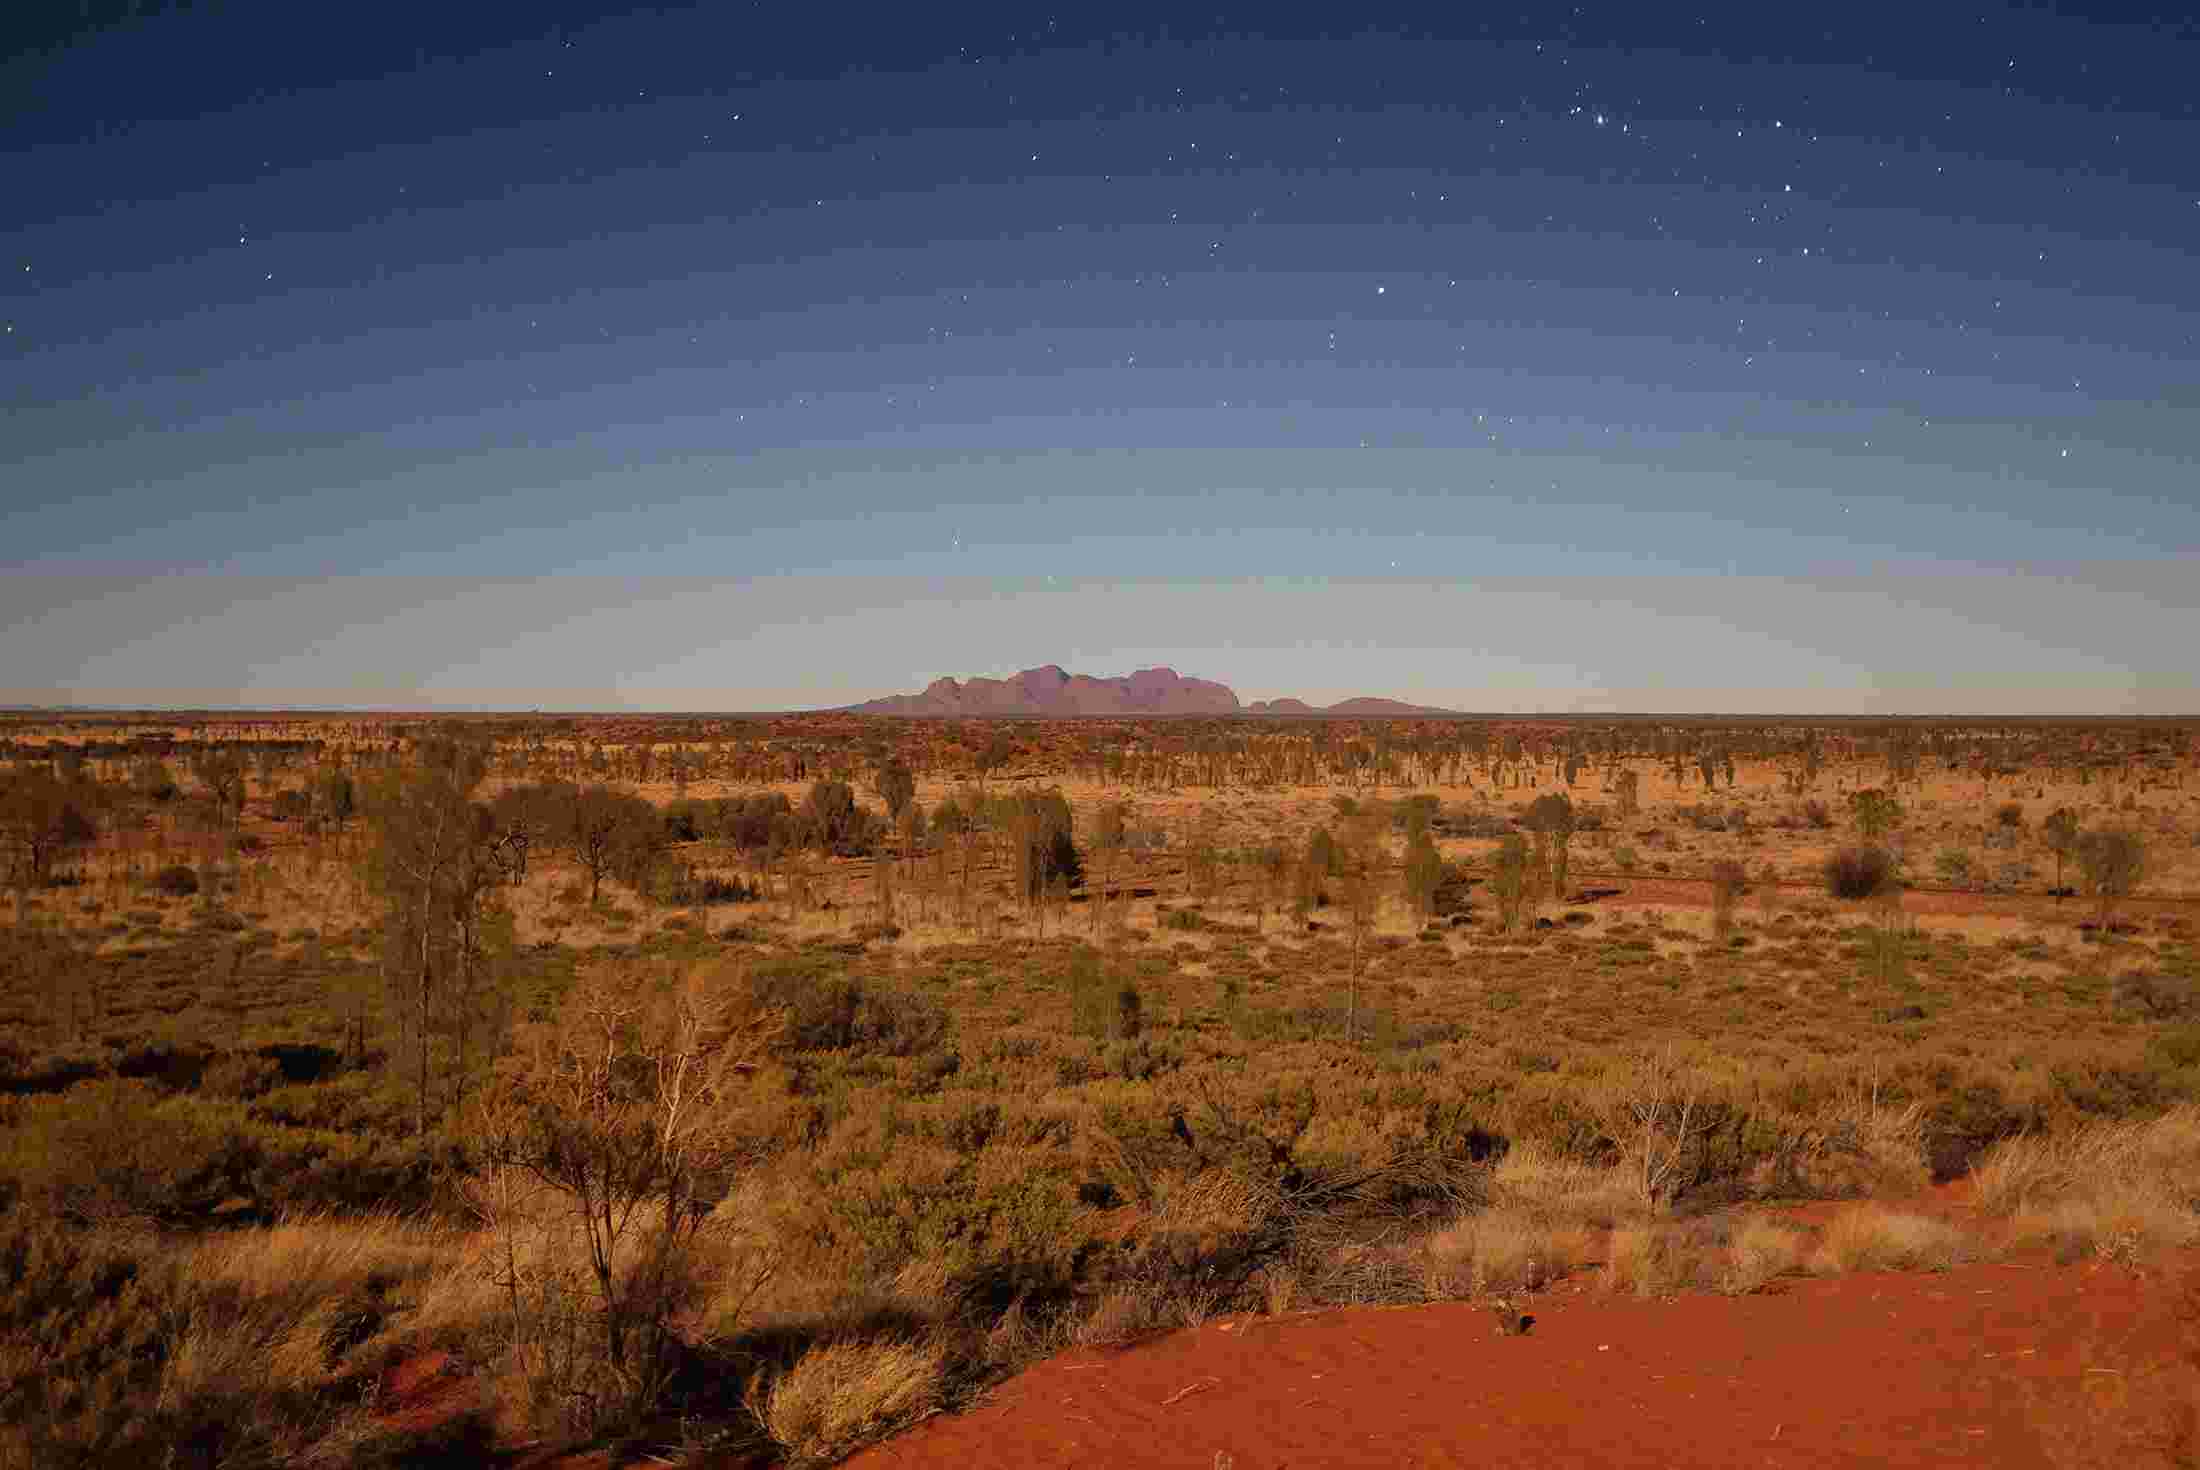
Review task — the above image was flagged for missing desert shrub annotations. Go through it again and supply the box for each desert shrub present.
[150,864,200,898]
[1723,1216,1806,1294]
[661,868,762,907]
[752,1338,946,1462]
[1679,803,1726,832]
[0,1081,258,1225]
[1452,809,1513,840]
[1995,802,2025,828]
[1064,948,1143,1040]
[1934,848,1974,887]
[1801,799,1832,829]
[1823,845,1895,901]
[745,964,948,1057]
[1600,1223,1698,1297]
[200,1051,284,1102]
[2119,971,2200,1021]
[1808,1206,1967,1273]
[1159,907,1204,932]
[1708,860,1747,932]
[1411,1207,1587,1298]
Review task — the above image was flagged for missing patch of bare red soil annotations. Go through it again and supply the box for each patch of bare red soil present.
[377,1349,478,1437]
[847,1256,2200,1470]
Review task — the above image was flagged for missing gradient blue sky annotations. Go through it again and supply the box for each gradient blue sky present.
[3,1,2196,713]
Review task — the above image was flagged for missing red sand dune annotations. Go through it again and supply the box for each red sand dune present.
[847,1256,2200,1470]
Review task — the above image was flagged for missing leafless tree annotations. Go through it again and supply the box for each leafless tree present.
[472,960,783,1423]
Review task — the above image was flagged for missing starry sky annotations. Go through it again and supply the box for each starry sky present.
[3,1,2196,714]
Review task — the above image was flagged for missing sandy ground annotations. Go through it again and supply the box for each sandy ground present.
[841,1254,2200,1470]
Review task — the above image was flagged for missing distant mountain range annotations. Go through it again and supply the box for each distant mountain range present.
[842,665,1457,717]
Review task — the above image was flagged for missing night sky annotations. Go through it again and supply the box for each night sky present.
[4,1,2195,714]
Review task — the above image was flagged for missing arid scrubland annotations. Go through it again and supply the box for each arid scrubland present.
[0,710,2196,1464]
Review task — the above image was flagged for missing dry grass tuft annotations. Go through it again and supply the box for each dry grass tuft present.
[1723,1216,1807,1294]
[1809,1205,1969,1274]
[1601,1223,1683,1298]
[1412,1207,1591,1298]
[1490,1140,1641,1225]
[1972,1105,2200,1263]
[754,1338,945,1462]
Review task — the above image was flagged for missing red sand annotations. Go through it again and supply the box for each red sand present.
[847,1258,2200,1470]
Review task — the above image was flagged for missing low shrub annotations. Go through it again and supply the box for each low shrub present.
[1809,1206,1967,1274]
[1823,845,1895,901]
[151,865,200,898]
[1723,1217,1806,1294]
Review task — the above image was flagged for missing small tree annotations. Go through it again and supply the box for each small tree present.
[0,769,96,899]
[1338,810,1387,1040]
[1402,827,1443,923]
[895,799,927,878]
[2041,807,2080,895]
[1489,833,1530,932]
[1708,858,1746,936]
[1091,801,1127,929]
[1521,792,1576,899]
[314,767,356,833]
[188,746,247,827]
[1612,768,1641,822]
[1005,788,1081,907]
[1184,807,1222,902]
[1305,824,1340,878]
[473,960,782,1426]
[564,785,659,903]
[873,760,916,828]
[2074,827,2145,929]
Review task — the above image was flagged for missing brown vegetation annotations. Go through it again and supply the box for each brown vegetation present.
[0,708,2195,1462]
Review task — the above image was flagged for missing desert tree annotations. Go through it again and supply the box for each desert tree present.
[1708,858,1747,937]
[974,732,1016,790]
[563,784,660,902]
[363,752,489,1135]
[895,797,927,878]
[1401,824,1443,924]
[0,768,96,895]
[1091,800,1127,931]
[1337,808,1387,1041]
[1489,833,1530,933]
[2074,826,2146,929]
[129,756,178,804]
[471,958,784,1425]
[1521,791,1576,899]
[1305,823,1340,879]
[1612,767,1641,822]
[188,745,247,827]
[1184,806,1223,903]
[2041,806,2080,895]
[1599,1047,1713,1213]
[1005,787,1082,908]
[797,779,878,857]
[313,766,356,835]
[873,758,916,827]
